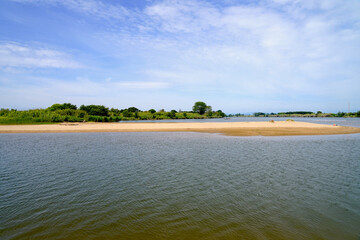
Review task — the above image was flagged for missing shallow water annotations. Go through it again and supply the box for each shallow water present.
[1,132,360,239]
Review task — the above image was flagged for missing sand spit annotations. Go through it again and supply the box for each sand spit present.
[1,121,360,136]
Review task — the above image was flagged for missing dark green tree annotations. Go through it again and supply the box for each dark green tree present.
[127,107,140,112]
[192,101,208,115]
[254,112,266,117]
[216,110,226,117]
[149,109,156,114]
[122,109,132,117]
[168,110,177,119]
[48,103,77,111]
[79,105,109,116]
[110,108,121,115]
[337,112,346,117]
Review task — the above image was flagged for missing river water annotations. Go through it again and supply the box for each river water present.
[1,118,360,239]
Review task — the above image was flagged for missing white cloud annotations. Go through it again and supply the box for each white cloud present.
[12,0,128,20]
[42,78,171,95]
[145,0,220,33]
[270,0,344,10]
[0,76,173,109]
[3,0,360,111]
[0,43,83,69]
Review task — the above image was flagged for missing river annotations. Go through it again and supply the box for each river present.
[1,118,359,239]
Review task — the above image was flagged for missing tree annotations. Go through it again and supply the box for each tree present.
[149,109,156,114]
[127,107,140,112]
[80,105,109,116]
[168,110,177,119]
[254,112,266,117]
[192,101,208,115]
[122,109,132,117]
[216,110,226,117]
[110,108,121,115]
[48,103,77,111]
[337,111,346,117]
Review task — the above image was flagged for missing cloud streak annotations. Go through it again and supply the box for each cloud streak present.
[2,0,360,112]
[12,0,128,20]
[0,43,83,69]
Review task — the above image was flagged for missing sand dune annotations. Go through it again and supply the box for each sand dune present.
[1,121,360,136]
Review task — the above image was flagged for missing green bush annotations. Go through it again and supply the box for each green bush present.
[80,105,109,116]
[48,103,77,111]
[0,102,228,124]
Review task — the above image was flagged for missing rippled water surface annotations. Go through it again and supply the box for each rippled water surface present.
[1,131,360,239]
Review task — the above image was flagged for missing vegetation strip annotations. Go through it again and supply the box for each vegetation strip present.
[0,102,225,124]
[1,102,359,125]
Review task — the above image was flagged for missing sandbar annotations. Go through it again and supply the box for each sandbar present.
[1,121,360,136]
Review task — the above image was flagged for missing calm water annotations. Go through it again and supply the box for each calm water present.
[1,126,360,239]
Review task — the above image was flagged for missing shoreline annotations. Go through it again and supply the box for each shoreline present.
[1,121,360,136]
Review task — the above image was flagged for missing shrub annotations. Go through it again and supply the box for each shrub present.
[80,105,109,116]
[48,103,77,111]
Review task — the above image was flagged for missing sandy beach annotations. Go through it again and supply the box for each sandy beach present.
[1,121,360,136]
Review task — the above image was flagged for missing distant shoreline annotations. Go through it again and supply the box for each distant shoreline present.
[1,121,360,136]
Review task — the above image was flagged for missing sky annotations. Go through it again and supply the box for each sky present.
[0,0,359,114]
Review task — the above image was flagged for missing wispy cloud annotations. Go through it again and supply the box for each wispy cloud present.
[145,0,221,33]
[11,0,128,20]
[114,0,358,95]
[2,0,360,112]
[0,43,83,69]
[0,75,173,109]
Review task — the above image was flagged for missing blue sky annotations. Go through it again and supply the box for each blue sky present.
[0,0,359,113]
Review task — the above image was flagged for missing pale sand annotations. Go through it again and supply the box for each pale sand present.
[1,121,360,136]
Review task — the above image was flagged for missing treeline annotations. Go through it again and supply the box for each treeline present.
[252,111,360,118]
[227,113,245,117]
[0,102,226,124]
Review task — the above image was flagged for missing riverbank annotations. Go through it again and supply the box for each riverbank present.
[1,121,360,136]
